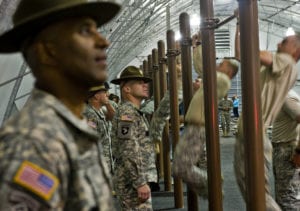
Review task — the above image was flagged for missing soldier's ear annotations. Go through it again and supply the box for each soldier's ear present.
[35,41,57,66]
[125,86,131,93]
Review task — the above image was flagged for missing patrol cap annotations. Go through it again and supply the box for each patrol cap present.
[0,0,121,53]
[110,66,152,85]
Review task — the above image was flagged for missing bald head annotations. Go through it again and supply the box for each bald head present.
[277,32,300,62]
[217,59,239,79]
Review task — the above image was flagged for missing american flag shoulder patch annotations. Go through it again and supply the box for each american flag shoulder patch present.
[121,115,133,121]
[87,120,97,128]
[13,160,59,201]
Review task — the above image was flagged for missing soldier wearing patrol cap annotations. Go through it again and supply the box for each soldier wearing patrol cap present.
[0,0,120,210]
[110,66,156,210]
[83,83,115,174]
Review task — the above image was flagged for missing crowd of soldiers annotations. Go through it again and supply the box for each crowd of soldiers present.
[0,0,300,210]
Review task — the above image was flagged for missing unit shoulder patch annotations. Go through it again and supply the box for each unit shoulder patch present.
[118,121,133,139]
[13,160,59,201]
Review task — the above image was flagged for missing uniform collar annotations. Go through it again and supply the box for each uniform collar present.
[31,88,98,139]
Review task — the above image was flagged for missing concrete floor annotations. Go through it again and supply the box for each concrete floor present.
[151,135,249,211]
[113,129,276,210]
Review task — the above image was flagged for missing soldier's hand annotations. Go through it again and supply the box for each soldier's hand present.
[291,152,300,167]
[137,184,151,202]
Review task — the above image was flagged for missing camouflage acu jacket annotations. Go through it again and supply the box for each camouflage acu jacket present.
[0,89,115,211]
[111,101,157,188]
[83,104,113,172]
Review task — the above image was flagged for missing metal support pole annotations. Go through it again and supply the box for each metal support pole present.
[238,0,266,210]
[200,0,223,210]
[158,40,172,192]
[3,62,28,123]
[166,30,184,208]
[152,49,164,180]
[179,12,199,211]
[147,54,153,97]
[215,15,236,29]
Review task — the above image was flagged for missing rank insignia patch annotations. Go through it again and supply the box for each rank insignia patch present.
[13,161,59,201]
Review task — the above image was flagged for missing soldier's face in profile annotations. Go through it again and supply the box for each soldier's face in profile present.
[40,17,110,87]
[277,35,298,56]
[217,60,230,75]
[96,90,109,105]
[126,80,149,99]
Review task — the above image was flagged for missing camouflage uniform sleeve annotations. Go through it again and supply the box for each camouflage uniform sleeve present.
[150,91,170,142]
[83,106,102,134]
[0,136,69,210]
[140,98,154,115]
[230,100,233,109]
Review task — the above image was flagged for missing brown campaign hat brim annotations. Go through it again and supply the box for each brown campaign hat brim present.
[111,76,152,85]
[0,2,120,53]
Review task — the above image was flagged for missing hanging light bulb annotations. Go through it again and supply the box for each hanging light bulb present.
[286,27,295,36]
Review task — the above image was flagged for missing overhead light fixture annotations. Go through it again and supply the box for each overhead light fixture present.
[175,31,181,40]
[190,14,200,27]
[286,27,295,36]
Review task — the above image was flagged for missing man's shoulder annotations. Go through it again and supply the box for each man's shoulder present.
[83,105,98,118]
[118,102,136,113]
[0,102,71,146]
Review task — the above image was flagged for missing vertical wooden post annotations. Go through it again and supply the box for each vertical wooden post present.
[179,12,199,211]
[152,48,164,180]
[239,0,266,210]
[166,30,184,208]
[147,55,153,97]
[143,60,148,78]
[199,0,223,210]
[158,40,172,191]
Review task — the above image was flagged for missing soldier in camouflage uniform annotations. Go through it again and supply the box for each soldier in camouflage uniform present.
[234,33,300,210]
[218,94,233,136]
[173,19,239,197]
[83,84,114,174]
[0,0,120,210]
[173,58,239,197]
[272,89,300,210]
[111,66,156,210]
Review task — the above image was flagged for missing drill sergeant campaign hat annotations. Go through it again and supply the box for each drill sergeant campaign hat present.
[0,0,121,53]
[89,82,109,92]
[87,83,109,99]
[110,66,152,85]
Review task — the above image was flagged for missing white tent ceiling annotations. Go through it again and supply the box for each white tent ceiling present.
[0,0,300,125]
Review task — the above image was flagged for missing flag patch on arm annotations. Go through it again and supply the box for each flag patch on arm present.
[121,115,133,121]
[13,160,59,201]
